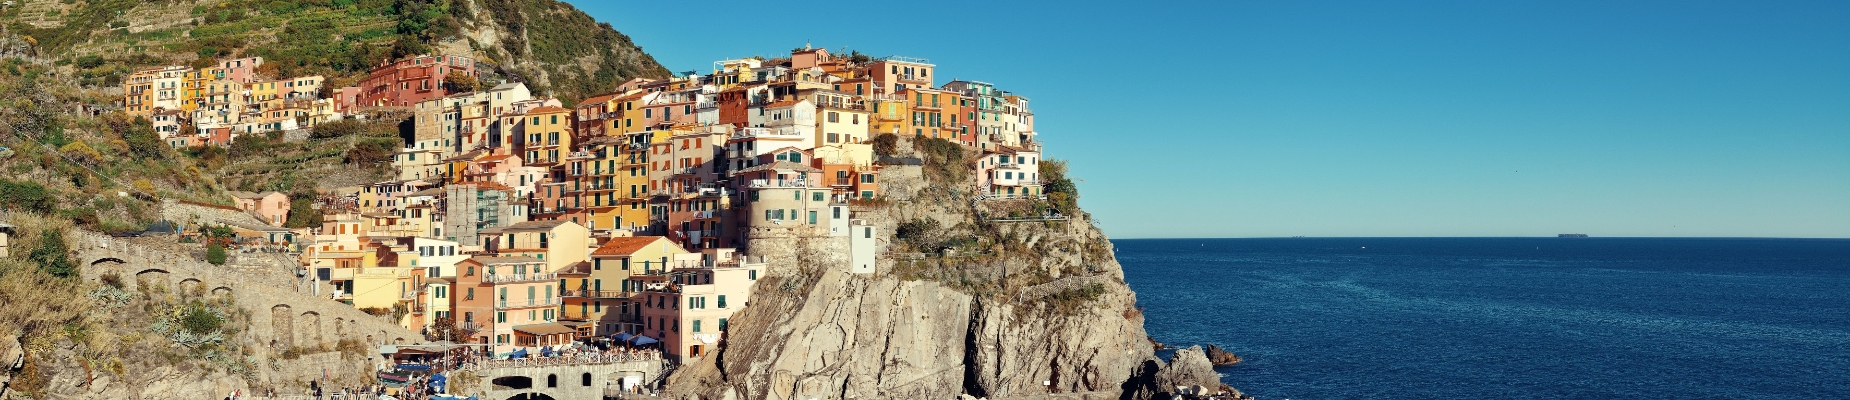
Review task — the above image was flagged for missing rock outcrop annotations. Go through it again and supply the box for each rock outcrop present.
[665,137,1213,399]
[1204,345,1242,366]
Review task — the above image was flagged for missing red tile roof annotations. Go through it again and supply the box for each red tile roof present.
[591,236,671,256]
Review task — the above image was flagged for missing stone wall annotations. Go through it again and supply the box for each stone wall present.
[71,231,424,391]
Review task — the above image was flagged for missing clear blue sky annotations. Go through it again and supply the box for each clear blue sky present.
[570,0,1850,238]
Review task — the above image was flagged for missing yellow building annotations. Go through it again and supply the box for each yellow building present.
[181,67,224,113]
[563,236,690,335]
[867,97,908,136]
[486,220,591,273]
[520,106,574,166]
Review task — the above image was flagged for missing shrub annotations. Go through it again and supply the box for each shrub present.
[206,244,227,265]
[895,219,938,241]
[284,197,323,229]
[0,180,55,214]
[179,304,223,334]
[869,133,898,157]
[309,119,363,139]
[345,137,400,166]
[29,228,78,278]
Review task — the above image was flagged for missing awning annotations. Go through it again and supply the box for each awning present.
[512,323,577,336]
[629,335,658,346]
[613,333,634,342]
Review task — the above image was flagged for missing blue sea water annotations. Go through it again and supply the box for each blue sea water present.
[1116,238,1850,399]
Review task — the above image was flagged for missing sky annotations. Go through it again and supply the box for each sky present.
[569,0,1850,238]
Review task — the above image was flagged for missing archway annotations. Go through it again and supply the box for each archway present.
[179,278,204,297]
[503,394,556,400]
[271,305,294,349]
[90,257,128,266]
[490,376,533,390]
[135,268,171,292]
[299,311,323,347]
[212,286,234,297]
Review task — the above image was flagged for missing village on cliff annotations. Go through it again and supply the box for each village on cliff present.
[114,45,1047,376]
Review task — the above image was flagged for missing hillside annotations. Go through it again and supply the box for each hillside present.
[3,0,670,103]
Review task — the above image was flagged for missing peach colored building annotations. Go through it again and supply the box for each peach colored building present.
[452,256,570,355]
[229,191,291,226]
[634,248,765,361]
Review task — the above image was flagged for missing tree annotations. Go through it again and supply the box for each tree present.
[284,197,322,229]
[446,70,478,92]
[122,117,166,159]
[30,228,77,278]
[0,180,54,214]
[58,141,102,166]
[205,244,227,265]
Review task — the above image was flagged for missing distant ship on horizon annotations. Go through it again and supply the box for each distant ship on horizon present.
[1558,233,1590,238]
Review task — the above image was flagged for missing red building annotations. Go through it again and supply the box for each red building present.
[352,55,478,109]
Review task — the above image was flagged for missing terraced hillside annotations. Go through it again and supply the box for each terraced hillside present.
[2,0,670,103]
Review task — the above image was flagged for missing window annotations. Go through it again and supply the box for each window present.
[720,318,729,332]
[749,270,758,280]
[861,174,875,183]
[497,312,506,323]
[813,192,825,202]
[808,211,818,224]
[693,320,702,333]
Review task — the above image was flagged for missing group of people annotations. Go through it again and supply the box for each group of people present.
[458,343,664,371]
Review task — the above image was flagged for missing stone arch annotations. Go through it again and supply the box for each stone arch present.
[490,375,533,390]
[394,337,406,345]
[271,305,295,349]
[211,286,233,297]
[503,393,555,400]
[135,268,171,291]
[299,311,323,348]
[179,278,204,296]
[333,318,346,338]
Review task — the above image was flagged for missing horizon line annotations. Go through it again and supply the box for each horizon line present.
[1108,236,1850,240]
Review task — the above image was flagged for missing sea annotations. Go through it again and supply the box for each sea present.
[1116,238,1850,399]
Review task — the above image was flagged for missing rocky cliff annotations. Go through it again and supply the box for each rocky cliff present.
[666,137,1205,399]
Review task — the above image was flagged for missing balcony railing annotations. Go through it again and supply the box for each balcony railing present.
[749,179,810,188]
[495,298,562,310]
[484,272,557,284]
[561,289,637,299]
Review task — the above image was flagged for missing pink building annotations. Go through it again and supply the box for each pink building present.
[229,191,291,226]
[352,55,478,109]
[218,57,264,84]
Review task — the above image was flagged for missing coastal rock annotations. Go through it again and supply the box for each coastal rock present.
[1204,344,1242,366]
[665,137,1160,399]
[1156,346,1221,392]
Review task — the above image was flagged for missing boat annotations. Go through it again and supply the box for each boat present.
[1558,234,1589,238]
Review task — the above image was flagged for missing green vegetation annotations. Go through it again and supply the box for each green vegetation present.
[27,228,77,279]
[914,136,969,184]
[179,302,225,334]
[205,244,227,265]
[284,196,324,229]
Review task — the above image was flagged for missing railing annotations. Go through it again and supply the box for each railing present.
[749,179,810,188]
[560,289,636,299]
[494,298,562,310]
[484,272,557,284]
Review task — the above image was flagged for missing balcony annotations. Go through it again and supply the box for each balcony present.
[484,272,557,284]
[749,179,810,188]
[561,289,637,299]
[897,74,929,83]
[494,298,562,310]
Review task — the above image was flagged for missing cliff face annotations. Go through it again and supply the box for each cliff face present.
[668,138,1166,399]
